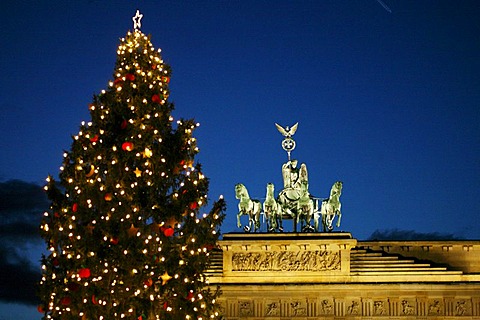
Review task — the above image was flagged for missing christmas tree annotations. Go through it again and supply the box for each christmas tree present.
[38,11,225,319]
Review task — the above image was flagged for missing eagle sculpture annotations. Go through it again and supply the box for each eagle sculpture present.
[275,122,298,138]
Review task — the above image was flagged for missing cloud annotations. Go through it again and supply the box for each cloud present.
[0,179,49,220]
[368,228,460,241]
[0,247,41,305]
[0,222,39,241]
[0,180,48,306]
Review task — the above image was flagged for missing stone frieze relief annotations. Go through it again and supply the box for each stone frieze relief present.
[231,250,340,272]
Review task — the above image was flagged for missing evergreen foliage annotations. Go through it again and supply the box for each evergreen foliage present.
[38,25,225,320]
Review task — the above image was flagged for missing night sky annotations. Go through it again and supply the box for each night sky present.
[1,1,479,318]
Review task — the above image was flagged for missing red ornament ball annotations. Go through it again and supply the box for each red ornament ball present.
[120,119,128,129]
[163,227,174,237]
[122,141,134,151]
[37,305,45,313]
[114,78,123,85]
[144,278,153,287]
[126,73,135,81]
[151,94,161,103]
[89,134,99,143]
[104,193,112,201]
[161,76,170,83]
[72,203,78,213]
[189,202,198,210]
[79,268,91,279]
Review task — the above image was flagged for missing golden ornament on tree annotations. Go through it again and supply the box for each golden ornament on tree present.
[85,165,95,177]
[127,224,139,237]
[143,147,153,158]
[160,271,172,285]
[165,217,178,228]
[134,167,142,177]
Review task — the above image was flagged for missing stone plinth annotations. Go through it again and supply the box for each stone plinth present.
[219,232,356,284]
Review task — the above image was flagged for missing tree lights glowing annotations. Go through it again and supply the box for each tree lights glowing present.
[38,12,225,320]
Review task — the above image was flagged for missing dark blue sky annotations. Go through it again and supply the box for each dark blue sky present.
[1,1,479,318]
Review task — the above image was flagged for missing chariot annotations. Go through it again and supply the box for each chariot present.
[236,123,343,233]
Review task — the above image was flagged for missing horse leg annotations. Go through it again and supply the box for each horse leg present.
[237,212,242,229]
[254,202,261,232]
[296,209,301,231]
[277,204,284,232]
[271,213,277,231]
[297,208,306,232]
[305,207,314,232]
[327,214,334,231]
[270,207,277,232]
[268,208,277,232]
[266,206,274,232]
[255,212,260,232]
[336,212,342,228]
[314,207,321,232]
[244,215,252,232]
[264,210,270,232]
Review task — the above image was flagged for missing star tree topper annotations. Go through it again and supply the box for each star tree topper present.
[132,10,143,30]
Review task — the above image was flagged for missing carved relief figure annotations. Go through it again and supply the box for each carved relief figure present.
[265,302,280,316]
[290,301,306,316]
[373,301,386,315]
[315,250,341,270]
[428,300,442,315]
[455,300,467,316]
[239,301,253,316]
[401,300,415,315]
[347,301,360,315]
[231,251,340,272]
[321,300,333,314]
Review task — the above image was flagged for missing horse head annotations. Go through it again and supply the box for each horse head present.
[235,183,248,200]
[266,183,275,197]
[331,181,343,198]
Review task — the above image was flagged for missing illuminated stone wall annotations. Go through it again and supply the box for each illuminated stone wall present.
[208,233,480,319]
